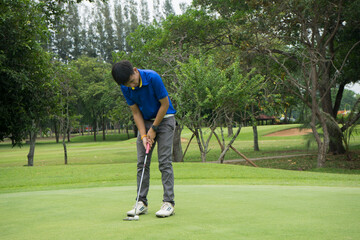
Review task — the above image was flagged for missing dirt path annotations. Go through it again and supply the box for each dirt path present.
[216,153,314,164]
[265,128,312,137]
[209,127,314,164]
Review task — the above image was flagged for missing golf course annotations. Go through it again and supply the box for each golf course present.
[1,124,359,240]
[3,0,360,239]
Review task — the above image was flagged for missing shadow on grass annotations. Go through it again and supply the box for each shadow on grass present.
[0,133,136,148]
[70,134,136,143]
[229,150,360,174]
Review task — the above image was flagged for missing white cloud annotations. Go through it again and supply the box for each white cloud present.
[345,82,360,94]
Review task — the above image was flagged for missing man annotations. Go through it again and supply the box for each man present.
[111,60,176,218]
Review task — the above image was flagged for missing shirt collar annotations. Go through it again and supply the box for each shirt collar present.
[131,76,142,90]
[131,69,149,90]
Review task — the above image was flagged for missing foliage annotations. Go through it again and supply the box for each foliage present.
[173,55,223,128]
[192,0,360,164]
[0,0,58,146]
[71,56,113,141]
[173,55,264,162]
[332,88,358,111]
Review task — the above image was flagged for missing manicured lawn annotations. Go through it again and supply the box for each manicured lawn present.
[1,124,359,239]
[1,184,359,240]
[1,163,360,193]
[0,124,321,167]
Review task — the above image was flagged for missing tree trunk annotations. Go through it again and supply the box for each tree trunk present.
[201,151,206,163]
[217,127,241,163]
[102,117,106,141]
[230,145,258,167]
[227,124,233,138]
[126,127,130,139]
[27,125,37,166]
[93,119,97,142]
[63,133,68,165]
[133,123,138,138]
[172,121,183,162]
[226,112,234,137]
[252,124,260,151]
[67,122,71,142]
[328,124,345,154]
[320,72,346,154]
[54,120,59,143]
[213,127,225,163]
[193,129,206,162]
[93,126,97,141]
[181,133,195,162]
[316,142,327,168]
[310,63,330,167]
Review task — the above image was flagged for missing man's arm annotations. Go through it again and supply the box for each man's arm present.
[147,96,169,146]
[130,104,147,148]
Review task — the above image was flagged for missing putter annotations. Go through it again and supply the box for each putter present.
[123,142,151,221]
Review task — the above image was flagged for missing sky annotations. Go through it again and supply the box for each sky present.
[169,0,193,14]
[345,82,360,95]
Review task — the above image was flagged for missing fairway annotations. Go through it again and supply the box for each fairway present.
[1,125,360,240]
[1,185,359,240]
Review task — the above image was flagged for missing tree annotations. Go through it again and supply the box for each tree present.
[114,0,126,52]
[0,0,59,166]
[66,3,83,59]
[173,56,223,162]
[140,0,150,25]
[109,93,134,139]
[123,0,140,52]
[163,0,175,17]
[53,4,72,62]
[173,55,264,162]
[72,56,113,141]
[99,1,115,62]
[250,0,359,165]
[193,0,360,167]
[153,0,163,23]
[214,62,264,163]
[83,10,99,58]
[52,61,81,164]
[123,8,239,162]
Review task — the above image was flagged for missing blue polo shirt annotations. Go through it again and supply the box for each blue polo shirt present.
[120,69,176,120]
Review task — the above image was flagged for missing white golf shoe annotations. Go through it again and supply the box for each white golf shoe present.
[127,201,148,216]
[155,202,175,218]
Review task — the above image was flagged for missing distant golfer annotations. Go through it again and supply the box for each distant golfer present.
[112,60,176,218]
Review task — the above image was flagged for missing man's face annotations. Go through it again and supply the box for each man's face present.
[124,68,140,88]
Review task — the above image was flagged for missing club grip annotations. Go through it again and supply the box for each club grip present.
[146,142,150,154]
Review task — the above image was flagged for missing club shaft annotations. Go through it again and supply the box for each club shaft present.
[134,153,148,216]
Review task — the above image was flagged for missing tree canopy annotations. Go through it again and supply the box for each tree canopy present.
[1,0,359,167]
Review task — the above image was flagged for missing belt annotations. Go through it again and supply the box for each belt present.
[150,114,175,121]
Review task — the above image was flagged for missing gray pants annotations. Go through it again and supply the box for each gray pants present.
[136,116,175,206]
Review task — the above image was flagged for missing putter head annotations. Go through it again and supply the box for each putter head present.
[123,215,139,221]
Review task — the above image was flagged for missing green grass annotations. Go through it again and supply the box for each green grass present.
[0,125,313,167]
[1,124,360,239]
[1,163,360,194]
[1,185,359,240]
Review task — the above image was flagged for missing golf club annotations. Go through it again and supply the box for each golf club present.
[123,142,151,221]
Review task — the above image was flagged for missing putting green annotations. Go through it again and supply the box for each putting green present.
[1,185,359,240]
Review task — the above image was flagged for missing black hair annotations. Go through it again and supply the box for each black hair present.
[111,60,134,86]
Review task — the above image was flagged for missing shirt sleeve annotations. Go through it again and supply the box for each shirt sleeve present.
[151,72,168,100]
[120,86,135,106]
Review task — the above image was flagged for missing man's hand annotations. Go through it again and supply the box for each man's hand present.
[147,128,156,147]
[142,136,148,149]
